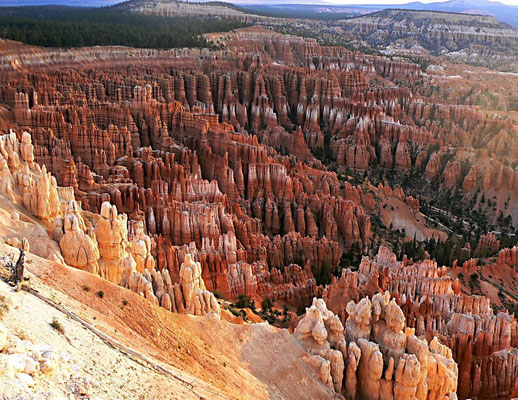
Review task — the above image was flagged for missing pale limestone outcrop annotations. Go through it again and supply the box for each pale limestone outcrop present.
[0,132,61,222]
[343,293,458,400]
[177,254,221,317]
[294,298,347,393]
[346,297,372,342]
[120,255,157,302]
[0,177,14,202]
[129,221,155,273]
[121,254,220,318]
[21,165,60,222]
[54,201,156,286]
[59,213,100,275]
[0,156,14,202]
[325,246,518,400]
[19,132,34,167]
[0,131,21,173]
[95,202,131,283]
[295,293,458,400]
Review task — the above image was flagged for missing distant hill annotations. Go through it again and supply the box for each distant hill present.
[235,0,518,27]
[381,0,518,27]
[3,0,518,28]
[333,8,518,67]
[0,0,120,6]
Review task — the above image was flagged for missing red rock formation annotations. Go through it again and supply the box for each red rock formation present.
[475,233,501,257]
[497,246,518,268]
[295,294,458,399]
[0,27,517,398]
[321,246,518,400]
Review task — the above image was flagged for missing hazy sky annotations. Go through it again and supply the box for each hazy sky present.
[325,0,518,4]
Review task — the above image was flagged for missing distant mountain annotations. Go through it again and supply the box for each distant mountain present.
[0,0,120,6]
[231,0,329,4]
[383,0,518,27]
[333,8,518,69]
[3,0,517,28]
[235,0,518,27]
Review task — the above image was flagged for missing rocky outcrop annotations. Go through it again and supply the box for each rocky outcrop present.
[121,254,221,318]
[295,298,346,393]
[321,246,518,400]
[59,209,100,275]
[475,233,500,257]
[176,254,221,316]
[21,165,61,223]
[129,221,156,273]
[295,293,458,399]
[95,202,131,283]
[445,311,518,399]
[0,322,93,399]
[0,131,60,222]
[497,246,518,267]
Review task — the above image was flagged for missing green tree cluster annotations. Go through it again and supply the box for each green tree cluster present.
[0,6,249,49]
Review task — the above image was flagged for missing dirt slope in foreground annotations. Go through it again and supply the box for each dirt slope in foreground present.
[0,243,336,400]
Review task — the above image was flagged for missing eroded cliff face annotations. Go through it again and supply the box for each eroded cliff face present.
[318,246,518,400]
[0,129,223,321]
[202,28,518,229]
[2,31,398,309]
[3,28,516,231]
[295,294,458,400]
[1,27,517,399]
[339,9,518,64]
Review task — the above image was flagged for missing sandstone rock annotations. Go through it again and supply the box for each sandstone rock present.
[498,246,518,267]
[22,165,61,222]
[177,254,221,317]
[475,232,500,257]
[95,202,131,283]
[295,298,346,392]
[19,132,35,167]
[130,221,156,273]
[60,214,100,275]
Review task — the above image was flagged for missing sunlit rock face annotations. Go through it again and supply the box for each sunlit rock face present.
[295,293,458,399]
[321,246,518,400]
[1,26,518,399]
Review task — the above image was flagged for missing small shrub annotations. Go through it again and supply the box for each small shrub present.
[234,294,252,309]
[227,306,241,318]
[261,297,274,312]
[122,300,128,306]
[50,317,64,334]
[0,295,9,320]
[212,290,224,300]
[15,329,28,341]
[97,290,104,298]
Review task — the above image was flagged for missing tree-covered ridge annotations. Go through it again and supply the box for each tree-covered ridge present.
[0,6,249,49]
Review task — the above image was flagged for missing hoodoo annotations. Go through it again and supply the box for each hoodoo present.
[0,2,517,398]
